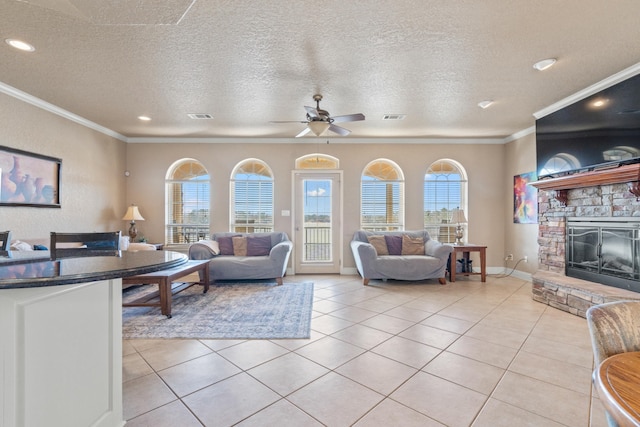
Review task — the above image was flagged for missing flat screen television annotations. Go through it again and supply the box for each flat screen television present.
[536,72,640,180]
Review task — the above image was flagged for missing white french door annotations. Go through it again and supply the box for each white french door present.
[293,171,342,274]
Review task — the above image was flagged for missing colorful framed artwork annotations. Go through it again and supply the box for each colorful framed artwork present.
[0,145,61,207]
[514,171,537,224]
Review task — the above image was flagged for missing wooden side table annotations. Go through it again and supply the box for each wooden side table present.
[449,244,487,282]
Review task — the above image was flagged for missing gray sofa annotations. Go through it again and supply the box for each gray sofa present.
[350,230,453,285]
[188,231,293,285]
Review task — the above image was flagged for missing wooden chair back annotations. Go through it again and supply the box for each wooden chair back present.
[0,230,11,251]
[50,231,121,259]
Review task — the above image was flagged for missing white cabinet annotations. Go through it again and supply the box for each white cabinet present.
[0,279,124,427]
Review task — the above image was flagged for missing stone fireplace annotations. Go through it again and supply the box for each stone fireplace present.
[531,163,640,317]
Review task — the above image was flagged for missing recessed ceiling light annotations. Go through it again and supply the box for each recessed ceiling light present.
[533,58,557,71]
[477,100,494,109]
[138,115,151,121]
[5,38,35,52]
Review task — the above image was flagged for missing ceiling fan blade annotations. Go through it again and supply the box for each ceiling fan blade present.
[329,124,351,136]
[269,120,309,123]
[304,106,320,119]
[295,127,312,138]
[331,113,365,123]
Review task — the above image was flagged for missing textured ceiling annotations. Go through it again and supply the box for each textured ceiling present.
[2,0,640,141]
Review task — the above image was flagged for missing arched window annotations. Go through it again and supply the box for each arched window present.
[230,159,274,233]
[295,153,339,169]
[424,159,468,243]
[165,159,210,245]
[361,159,404,231]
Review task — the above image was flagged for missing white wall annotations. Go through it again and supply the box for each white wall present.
[504,132,539,275]
[0,93,127,241]
[126,141,507,270]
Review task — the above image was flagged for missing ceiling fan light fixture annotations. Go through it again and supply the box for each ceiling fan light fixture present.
[533,58,557,71]
[308,121,330,136]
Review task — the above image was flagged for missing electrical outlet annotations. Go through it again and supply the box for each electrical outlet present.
[524,255,528,263]
[505,254,513,261]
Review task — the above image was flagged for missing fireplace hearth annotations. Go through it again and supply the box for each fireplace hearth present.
[531,165,640,317]
[566,217,640,293]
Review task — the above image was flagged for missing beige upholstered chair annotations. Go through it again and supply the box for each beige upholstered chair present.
[586,300,640,427]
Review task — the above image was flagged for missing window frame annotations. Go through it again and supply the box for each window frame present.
[164,158,210,245]
[360,159,405,231]
[423,159,468,244]
[229,158,275,233]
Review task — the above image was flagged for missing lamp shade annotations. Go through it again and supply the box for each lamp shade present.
[451,208,467,224]
[122,205,145,221]
[307,121,330,136]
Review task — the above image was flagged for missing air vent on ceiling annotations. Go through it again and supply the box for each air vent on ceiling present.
[618,109,640,115]
[382,114,406,120]
[187,113,214,119]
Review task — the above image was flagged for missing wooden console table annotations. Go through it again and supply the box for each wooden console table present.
[594,351,640,426]
[449,244,487,282]
[122,259,210,318]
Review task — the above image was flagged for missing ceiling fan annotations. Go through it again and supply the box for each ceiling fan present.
[271,94,365,137]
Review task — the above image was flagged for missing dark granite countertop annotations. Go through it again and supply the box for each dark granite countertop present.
[0,250,188,289]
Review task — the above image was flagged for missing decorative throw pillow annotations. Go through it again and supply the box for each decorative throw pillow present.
[385,235,403,255]
[10,241,33,251]
[232,236,248,256]
[246,235,272,256]
[217,236,236,255]
[402,235,424,255]
[367,235,389,255]
[196,240,220,255]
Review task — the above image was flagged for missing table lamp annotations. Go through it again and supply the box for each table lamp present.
[122,204,145,240]
[451,208,467,245]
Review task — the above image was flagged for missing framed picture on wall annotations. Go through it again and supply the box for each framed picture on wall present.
[0,145,61,208]
[514,171,537,224]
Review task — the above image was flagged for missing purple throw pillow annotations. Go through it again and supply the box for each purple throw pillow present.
[385,235,403,255]
[217,236,236,255]
[246,235,272,256]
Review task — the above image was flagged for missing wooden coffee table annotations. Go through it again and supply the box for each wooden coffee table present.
[122,259,210,318]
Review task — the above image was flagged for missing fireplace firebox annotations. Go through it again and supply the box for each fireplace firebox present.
[566,217,640,293]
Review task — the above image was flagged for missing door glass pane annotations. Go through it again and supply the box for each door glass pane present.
[303,179,331,262]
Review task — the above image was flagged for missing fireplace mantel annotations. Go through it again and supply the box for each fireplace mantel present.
[531,163,640,192]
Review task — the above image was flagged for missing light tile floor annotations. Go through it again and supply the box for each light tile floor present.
[123,274,610,427]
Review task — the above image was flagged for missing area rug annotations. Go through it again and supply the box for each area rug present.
[122,281,314,340]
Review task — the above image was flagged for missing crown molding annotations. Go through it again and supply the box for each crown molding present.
[0,81,127,142]
[503,126,535,143]
[125,136,505,144]
[534,61,640,119]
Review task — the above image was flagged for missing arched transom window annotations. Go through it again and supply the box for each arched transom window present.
[230,158,274,232]
[424,159,468,243]
[295,153,339,169]
[361,159,404,231]
[165,158,210,245]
